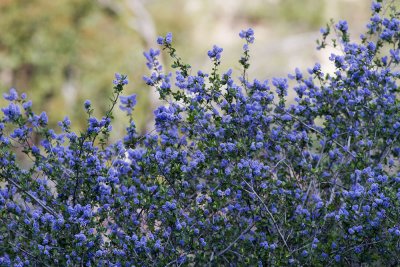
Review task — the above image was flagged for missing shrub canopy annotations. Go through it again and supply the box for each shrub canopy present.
[1,1,400,266]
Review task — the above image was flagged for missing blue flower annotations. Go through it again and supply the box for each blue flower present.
[336,20,348,32]
[74,233,87,242]
[84,100,91,110]
[272,77,288,96]
[207,45,223,60]
[239,28,255,43]
[260,241,269,249]
[334,255,341,262]
[390,49,400,63]
[199,238,207,247]
[2,103,21,121]
[165,32,173,44]
[3,88,18,101]
[31,112,48,127]
[113,73,128,85]
[320,27,329,35]
[119,94,137,115]
[143,48,161,70]
[157,32,173,45]
[371,2,382,13]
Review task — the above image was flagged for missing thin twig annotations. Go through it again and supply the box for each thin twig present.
[2,174,57,216]
[242,179,291,252]
[213,222,255,260]
[277,111,356,159]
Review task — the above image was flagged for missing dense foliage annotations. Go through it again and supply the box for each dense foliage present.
[1,1,399,266]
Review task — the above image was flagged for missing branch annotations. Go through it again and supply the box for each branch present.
[277,111,356,159]
[2,174,58,217]
[242,179,291,252]
[214,222,255,260]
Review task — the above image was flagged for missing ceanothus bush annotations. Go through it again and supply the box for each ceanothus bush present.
[1,1,399,266]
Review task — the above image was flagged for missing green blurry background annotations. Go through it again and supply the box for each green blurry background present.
[0,0,372,139]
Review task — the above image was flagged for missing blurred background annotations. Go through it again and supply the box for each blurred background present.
[0,0,373,139]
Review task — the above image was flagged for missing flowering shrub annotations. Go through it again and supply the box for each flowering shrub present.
[1,1,400,266]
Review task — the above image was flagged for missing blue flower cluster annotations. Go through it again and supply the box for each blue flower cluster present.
[207,45,223,61]
[0,1,399,266]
